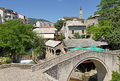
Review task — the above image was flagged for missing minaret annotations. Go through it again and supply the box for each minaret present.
[80,6,82,19]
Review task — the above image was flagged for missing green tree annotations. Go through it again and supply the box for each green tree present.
[108,28,120,49]
[54,19,64,31]
[87,23,111,41]
[88,0,120,49]
[32,36,46,63]
[0,20,45,62]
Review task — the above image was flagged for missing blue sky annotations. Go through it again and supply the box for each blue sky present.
[0,0,100,22]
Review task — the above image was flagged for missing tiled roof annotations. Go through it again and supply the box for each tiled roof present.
[63,39,108,48]
[33,28,57,34]
[45,40,61,48]
[13,12,18,15]
[0,8,6,12]
[0,8,17,15]
[0,8,13,13]
[66,21,86,26]
[44,26,55,28]
[63,17,79,19]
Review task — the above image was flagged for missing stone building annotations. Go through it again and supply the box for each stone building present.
[60,6,100,39]
[85,14,100,27]
[33,26,57,40]
[60,7,86,39]
[45,40,66,59]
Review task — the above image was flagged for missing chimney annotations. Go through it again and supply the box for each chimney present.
[55,31,59,41]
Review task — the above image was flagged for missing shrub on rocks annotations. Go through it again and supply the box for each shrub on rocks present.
[0,57,12,65]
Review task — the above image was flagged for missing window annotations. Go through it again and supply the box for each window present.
[5,16,11,18]
[82,30,84,34]
[72,30,74,34]
[5,16,8,18]
[64,23,66,26]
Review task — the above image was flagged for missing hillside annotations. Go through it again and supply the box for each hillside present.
[28,18,51,24]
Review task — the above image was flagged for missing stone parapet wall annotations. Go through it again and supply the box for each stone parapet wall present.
[0,63,34,69]
[32,49,118,72]
[32,50,88,72]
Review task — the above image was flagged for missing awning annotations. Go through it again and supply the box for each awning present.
[83,46,105,51]
[69,46,83,51]
[69,46,105,51]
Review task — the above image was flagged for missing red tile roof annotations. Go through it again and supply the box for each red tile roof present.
[44,26,55,28]
[13,12,18,15]
[63,17,79,19]
[0,8,14,14]
[0,8,6,12]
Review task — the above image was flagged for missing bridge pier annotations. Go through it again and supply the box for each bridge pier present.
[92,60,112,81]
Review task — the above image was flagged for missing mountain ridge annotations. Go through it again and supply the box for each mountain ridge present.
[28,18,52,25]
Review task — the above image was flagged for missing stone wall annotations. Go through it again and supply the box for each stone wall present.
[85,19,98,27]
[0,63,34,69]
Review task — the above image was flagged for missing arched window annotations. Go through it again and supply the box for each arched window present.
[56,49,61,55]
[52,49,54,54]
[50,49,52,53]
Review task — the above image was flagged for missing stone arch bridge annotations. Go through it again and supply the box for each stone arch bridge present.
[32,49,120,81]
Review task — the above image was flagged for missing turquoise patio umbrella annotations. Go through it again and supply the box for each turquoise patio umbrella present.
[83,46,105,51]
[70,46,83,51]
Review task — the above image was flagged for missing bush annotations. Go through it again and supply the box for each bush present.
[74,32,81,39]
[81,35,86,39]
[0,57,12,65]
[111,55,120,81]
[112,71,120,81]
[58,34,65,40]
[0,57,6,65]
[6,57,12,63]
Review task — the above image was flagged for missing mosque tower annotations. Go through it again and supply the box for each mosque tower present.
[80,6,82,19]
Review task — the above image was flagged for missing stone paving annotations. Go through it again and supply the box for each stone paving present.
[0,67,52,81]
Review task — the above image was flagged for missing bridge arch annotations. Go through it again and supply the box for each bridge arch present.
[32,49,119,81]
[67,57,110,81]
[55,51,114,81]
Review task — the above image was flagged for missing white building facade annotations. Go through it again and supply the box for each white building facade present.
[33,27,57,40]
[0,8,28,24]
[17,14,28,24]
